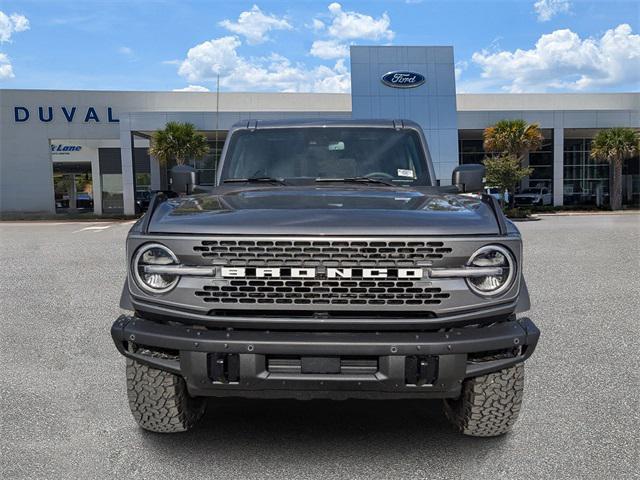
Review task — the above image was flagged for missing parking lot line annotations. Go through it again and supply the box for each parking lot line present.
[72,224,113,233]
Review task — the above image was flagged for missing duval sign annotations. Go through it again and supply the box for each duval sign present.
[381,71,426,88]
[14,106,119,123]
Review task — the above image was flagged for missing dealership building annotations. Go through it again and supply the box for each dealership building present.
[1,45,638,216]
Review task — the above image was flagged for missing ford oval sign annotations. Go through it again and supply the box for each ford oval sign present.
[381,71,425,89]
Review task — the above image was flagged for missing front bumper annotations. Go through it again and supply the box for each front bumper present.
[111,315,539,400]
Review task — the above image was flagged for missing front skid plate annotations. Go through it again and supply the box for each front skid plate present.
[111,316,539,399]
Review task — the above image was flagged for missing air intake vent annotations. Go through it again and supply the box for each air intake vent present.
[194,239,452,267]
[195,279,450,306]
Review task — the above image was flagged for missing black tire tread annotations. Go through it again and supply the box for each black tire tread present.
[444,363,524,437]
[126,359,205,433]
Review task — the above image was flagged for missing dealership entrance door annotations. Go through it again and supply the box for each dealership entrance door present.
[50,139,126,215]
[52,162,94,213]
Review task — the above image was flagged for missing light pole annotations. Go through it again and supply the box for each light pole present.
[215,72,220,174]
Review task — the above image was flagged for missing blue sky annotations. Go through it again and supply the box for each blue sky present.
[0,0,638,93]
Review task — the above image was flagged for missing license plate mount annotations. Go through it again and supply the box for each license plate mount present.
[301,356,341,374]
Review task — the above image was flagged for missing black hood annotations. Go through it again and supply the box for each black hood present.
[147,185,502,236]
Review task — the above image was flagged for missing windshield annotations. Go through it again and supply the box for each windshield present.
[520,188,541,194]
[220,127,431,185]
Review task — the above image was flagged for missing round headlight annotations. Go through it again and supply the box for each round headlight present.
[132,243,179,294]
[466,245,516,296]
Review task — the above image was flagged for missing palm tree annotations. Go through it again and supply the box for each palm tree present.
[483,119,544,162]
[148,122,209,166]
[483,119,544,207]
[590,128,640,210]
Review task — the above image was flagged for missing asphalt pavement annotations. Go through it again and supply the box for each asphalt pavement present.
[1,215,638,479]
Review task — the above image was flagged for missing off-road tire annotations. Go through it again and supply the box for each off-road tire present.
[126,359,206,433]
[443,363,524,437]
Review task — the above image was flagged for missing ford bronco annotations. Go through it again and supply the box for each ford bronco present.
[111,119,539,436]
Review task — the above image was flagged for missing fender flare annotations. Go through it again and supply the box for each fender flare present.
[119,278,134,310]
[515,279,531,314]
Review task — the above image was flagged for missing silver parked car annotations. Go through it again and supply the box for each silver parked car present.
[514,187,552,206]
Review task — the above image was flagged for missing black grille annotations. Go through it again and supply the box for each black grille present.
[194,239,452,267]
[194,278,450,306]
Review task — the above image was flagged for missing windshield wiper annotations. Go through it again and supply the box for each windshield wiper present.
[315,176,397,187]
[223,177,287,185]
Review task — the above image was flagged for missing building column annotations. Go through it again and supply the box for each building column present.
[553,127,564,206]
[91,149,103,215]
[120,126,136,215]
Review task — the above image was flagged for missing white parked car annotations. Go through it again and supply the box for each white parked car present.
[514,187,552,206]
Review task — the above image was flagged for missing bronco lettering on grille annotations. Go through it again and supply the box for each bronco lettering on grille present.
[220,267,424,279]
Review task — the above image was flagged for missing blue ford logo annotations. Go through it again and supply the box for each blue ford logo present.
[381,71,425,88]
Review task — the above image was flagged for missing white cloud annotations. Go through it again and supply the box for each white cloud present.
[308,3,394,59]
[178,36,243,81]
[0,11,27,79]
[0,52,14,79]
[178,4,396,92]
[118,46,134,56]
[173,85,210,92]
[219,5,292,45]
[311,18,325,32]
[533,0,571,22]
[177,35,350,93]
[310,39,349,59]
[310,58,351,93]
[471,24,640,92]
[0,11,29,43]
[324,3,393,41]
[10,13,29,31]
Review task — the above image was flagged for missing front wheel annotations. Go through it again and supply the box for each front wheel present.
[443,363,525,437]
[126,359,206,433]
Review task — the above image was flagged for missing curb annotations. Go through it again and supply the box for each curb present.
[535,211,640,217]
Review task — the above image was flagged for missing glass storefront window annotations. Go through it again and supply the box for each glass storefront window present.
[153,134,225,189]
[528,137,553,189]
[458,137,496,165]
[101,174,124,213]
[133,147,152,194]
[99,148,124,214]
[563,136,610,206]
[458,129,554,192]
[530,165,553,180]
[187,138,224,185]
[52,162,94,213]
[136,173,151,190]
[50,140,96,214]
[622,153,640,206]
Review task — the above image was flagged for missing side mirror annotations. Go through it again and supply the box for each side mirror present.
[170,165,200,195]
[452,164,485,193]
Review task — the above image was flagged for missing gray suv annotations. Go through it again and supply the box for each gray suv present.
[111,119,539,437]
